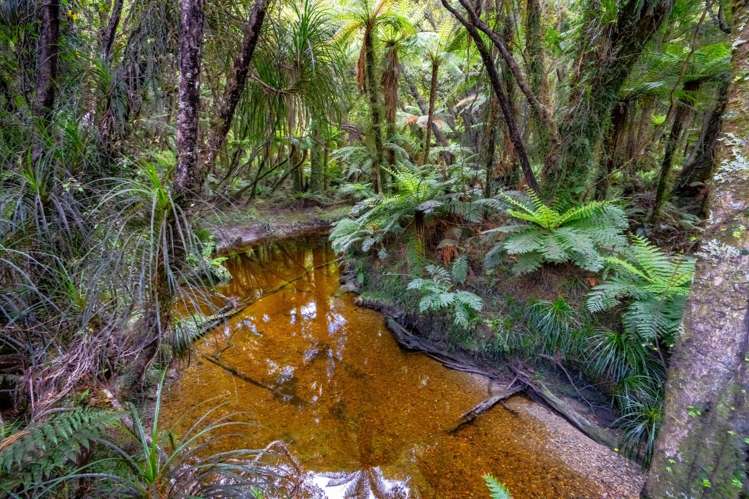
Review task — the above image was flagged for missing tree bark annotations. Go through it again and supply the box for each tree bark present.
[422,58,439,165]
[545,0,673,201]
[32,0,60,166]
[524,0,551,163]
[483,89,500,197]
[672,74,731,217]
[203,0,269,180]
[645,3,749,495]
[364,26,383,193]
[442,0,539,192]
[173,0,205,198]
[650,78,701,222]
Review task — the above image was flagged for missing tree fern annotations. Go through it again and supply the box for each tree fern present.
[0,408,119,493]
[587,236,695,346]
[407,257,483,330]
[483,192,628,274]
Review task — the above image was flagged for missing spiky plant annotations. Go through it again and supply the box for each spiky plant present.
[586,236,695,348]
[483,191,628,274]
[407,256,483,329]
[526,297,581,356]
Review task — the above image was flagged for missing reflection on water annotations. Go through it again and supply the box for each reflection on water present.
[162,237,600,498]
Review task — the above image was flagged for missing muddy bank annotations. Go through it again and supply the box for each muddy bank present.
[204,204,351,252]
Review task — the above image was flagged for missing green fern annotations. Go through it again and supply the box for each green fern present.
[0,408,119,493]
[587,236,695,346]
[483,192,628,274]
[407,257,483,330]
[483,474,512,499]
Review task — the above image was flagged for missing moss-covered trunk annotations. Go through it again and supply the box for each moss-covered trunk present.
[544,0,673,200]
[364,26,383,194]
[645,4,749,495]
[423,59,439,165]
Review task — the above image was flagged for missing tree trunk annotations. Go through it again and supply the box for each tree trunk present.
[309,122,324,193]
[545,0,673,200]
[645,4,749,495]
[203,0,269,180]
[672,74,731,217]
[364,27,383,193]
[442,0,539,192]
[382,45,399,171]
[524,0,550,163]
[173,0,205,198]
[483,89,500,197]
[595,99,628,199]
[32,0,60,166]
[423,58,439,165]
[456,0,560,173]
[100,0,124,63]
[650,79,701,222]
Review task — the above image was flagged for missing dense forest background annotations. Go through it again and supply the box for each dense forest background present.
[0,0,747,496]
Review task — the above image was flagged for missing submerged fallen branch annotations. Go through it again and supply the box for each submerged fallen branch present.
[447,380,523,434]
[202,354,306,407]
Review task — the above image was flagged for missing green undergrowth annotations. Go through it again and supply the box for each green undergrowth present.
[335,191,694,465]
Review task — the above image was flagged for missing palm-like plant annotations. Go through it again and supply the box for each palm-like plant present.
[330,166,447,255]
[483,191,628,274]
[336,0,412,192]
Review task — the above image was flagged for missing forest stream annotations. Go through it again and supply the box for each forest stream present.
[161,236,636,498]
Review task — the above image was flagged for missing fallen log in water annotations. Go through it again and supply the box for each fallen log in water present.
[377,312,620,449]
[447,380,523,434]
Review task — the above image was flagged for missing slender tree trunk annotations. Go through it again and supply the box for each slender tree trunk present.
[423,58,439,165]
[545,0,673,200]
[100,0,124,63]
[673,74,731,216]
[406,71,448,147]
[498,8,519,188]
[645,5,748,495]
[650,79,700,222]
[456,0,560,174]
[173,0,205,198]
[32,0,60,166]
[364,27,383,193]
[309,122,324,193]
[442,0,539,192]
[203,0,269,180]
[483,89,500,197]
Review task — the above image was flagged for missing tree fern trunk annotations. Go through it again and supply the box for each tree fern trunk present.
[423,59,439,165]
[32,0,60,167]
[364,27,383,194]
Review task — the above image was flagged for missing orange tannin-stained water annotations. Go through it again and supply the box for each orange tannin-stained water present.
[161,237,601,498]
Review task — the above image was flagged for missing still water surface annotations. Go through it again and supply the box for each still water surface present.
[162,237,600,498]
